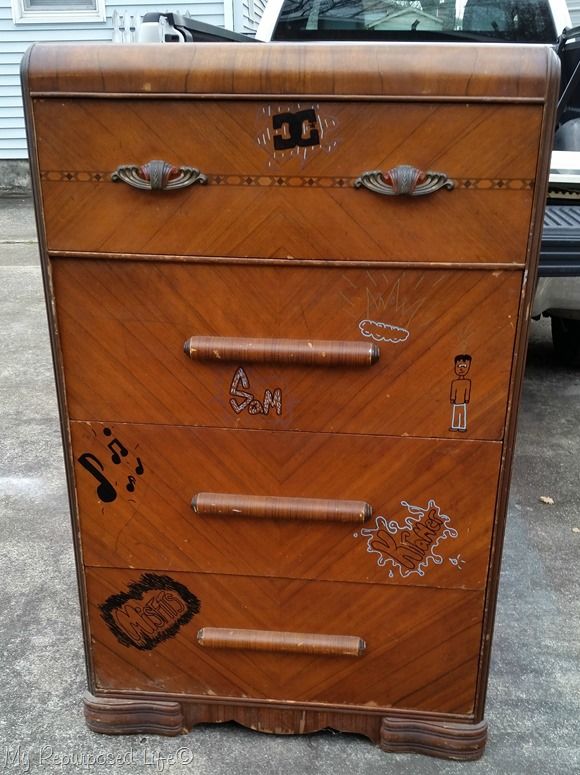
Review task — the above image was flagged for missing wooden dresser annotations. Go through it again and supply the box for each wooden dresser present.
[22,42,558,760]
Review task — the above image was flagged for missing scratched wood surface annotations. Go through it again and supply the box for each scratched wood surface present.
[196,628,367,656]
[22,39,559,751]
[24,42,554,99]
[86,566,484,713]
[53,260,522,440]
[71,421,501,589]
[34,99,541,262]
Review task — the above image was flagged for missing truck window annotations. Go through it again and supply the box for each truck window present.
[273,0,557,42]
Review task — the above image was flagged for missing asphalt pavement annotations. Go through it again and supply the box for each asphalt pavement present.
[1,196,579,775]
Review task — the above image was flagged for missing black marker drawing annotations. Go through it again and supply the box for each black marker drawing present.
[272,108,320,151]
[77,453,117,503]
[256,103,338,169]
[103,427,129,464]
[450,354,472,432]
[100,573,201,650]
[230,367,282,416]
[79,427,146,504]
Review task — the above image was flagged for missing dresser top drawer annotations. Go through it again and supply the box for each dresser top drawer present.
[35,98,541,262]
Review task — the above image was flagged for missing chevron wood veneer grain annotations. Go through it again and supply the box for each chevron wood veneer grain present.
[23,40,558,759]
[52,260,521,440]
[33,99,539,263]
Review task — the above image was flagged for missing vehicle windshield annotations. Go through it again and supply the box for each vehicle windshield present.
[273,0,557,42]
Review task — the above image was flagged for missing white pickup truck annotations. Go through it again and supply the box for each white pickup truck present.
[140,0,580,364]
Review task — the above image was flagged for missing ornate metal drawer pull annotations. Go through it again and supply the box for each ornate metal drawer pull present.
[111,160,207,191]
[354,165,454,197]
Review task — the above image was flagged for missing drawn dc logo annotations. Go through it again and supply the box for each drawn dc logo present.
[256,103,339,168]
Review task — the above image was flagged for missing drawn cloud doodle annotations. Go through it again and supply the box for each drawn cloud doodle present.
[359,319,410,344]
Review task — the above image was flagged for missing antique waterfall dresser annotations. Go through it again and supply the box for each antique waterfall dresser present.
[22,42,558,759]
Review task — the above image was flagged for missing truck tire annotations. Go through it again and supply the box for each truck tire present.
[551,315,580,367]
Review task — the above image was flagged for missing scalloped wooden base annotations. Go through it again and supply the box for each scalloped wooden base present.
[84,694,185,736]
[83,694,487,760]
[380,716,488,761]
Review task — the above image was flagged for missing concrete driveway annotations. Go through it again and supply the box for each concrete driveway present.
[1,197,579,775]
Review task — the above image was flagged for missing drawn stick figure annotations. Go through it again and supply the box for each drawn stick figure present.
[450,354,472,432]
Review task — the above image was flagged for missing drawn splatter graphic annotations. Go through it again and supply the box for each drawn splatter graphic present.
[358,499,458,578]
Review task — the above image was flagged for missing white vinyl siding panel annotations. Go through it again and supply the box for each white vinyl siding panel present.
[240,0,264,32]
[0,0,226,161]
[1,148,31,158]
[1,97,24,107]
[568,0,580,24]
[1,117,25,127]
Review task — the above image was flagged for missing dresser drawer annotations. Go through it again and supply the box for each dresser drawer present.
[54,259,521,440]
[36,98,539,262]
[87,567,483,713]
[73,421,500,589]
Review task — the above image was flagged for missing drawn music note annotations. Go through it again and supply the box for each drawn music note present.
[78,453,117,503]
[103,426,128,464]
[126,475,137,493]
[107,438,129,465]
[134,457,144,476]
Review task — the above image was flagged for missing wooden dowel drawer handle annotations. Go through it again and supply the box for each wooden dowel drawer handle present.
[192,493,372,523]
[354,165,454,197]
[197,628,366,657]
[184,336,380,367]
[112,160,207,191]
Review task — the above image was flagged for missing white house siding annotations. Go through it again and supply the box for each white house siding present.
[238,0,265,34]
[0,0,226,167]
[568,0,580,24]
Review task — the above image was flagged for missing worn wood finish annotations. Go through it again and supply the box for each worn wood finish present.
[192,492,372,523]
[22,41,559,759]
[34,99,540,262]
[379,717,488,761]
[184,335,380,367]
[87,567,484,713]
[196,628,366,656]
[25,42,554,100]
[83,693,185,736]
[53,260,522,440]
[71,420,501,588]
[83,691,487,758]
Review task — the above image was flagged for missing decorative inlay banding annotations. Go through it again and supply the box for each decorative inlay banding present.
[39,170,534,191]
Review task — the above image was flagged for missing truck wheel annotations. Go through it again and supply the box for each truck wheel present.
[551,315,580,367]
